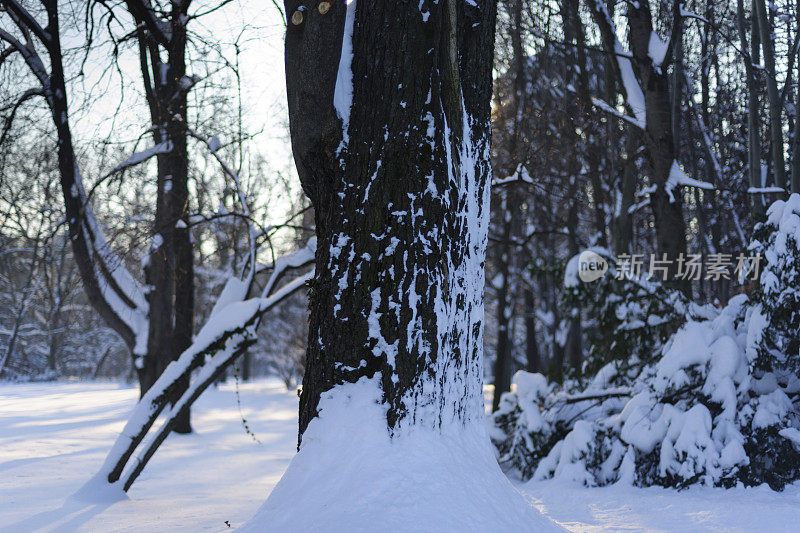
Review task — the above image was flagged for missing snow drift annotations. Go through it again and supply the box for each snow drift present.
[242,377,561,532]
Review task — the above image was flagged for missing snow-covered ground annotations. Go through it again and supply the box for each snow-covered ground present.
[2,381,800,532]
[0,380,296,532]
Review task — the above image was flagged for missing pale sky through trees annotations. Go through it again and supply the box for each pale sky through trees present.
[64,0,294,213]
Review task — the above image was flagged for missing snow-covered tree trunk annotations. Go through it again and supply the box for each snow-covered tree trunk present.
[287,0,496,437]
[246,1,557,527]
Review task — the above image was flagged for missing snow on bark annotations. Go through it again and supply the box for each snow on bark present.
[278,0,556,525]
[591,0,646,128]
[413,108,489,429]
[334,0,356,142]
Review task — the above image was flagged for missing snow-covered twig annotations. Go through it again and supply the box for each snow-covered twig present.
[492,165,534,187]
[748,187,787,194]
[590,97,644,129]
[186,127,257,281]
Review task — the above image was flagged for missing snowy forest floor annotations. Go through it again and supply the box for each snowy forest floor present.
[1,381,800,532]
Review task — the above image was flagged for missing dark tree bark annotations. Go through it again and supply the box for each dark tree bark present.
[626,1,689,295]
[738,0,765,218]
[523,288,541,373]
[131,1,195,433]
[491,0,526,412]
[754,0,787,192]
[285,0,497,439]
[614,126,638,254]
[586,0,689,294]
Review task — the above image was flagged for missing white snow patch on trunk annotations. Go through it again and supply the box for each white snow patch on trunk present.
[648,31,668,67]
[334,0,357,142]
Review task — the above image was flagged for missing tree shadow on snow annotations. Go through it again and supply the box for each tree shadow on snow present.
[0,496,117,532]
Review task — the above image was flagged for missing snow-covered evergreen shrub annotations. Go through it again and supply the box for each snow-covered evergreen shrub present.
[493,195,800,490]
[491,364,631,481]
[750,194,800,376]
[562,249,704,380]
[491,372,565,480]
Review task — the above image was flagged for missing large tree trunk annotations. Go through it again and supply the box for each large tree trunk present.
[242,0,555,528]
[288,0,496,438]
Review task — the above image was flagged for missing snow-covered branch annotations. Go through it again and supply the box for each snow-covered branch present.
[103,141,173,177]
[492,165,534,187]
[587,0,647,128]
[590,96,644,129]
[88,241,315,490]
[664,161,713,203]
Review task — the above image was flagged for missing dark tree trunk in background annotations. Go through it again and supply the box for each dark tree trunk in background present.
[492,0,525,411]
[285,0,497,439]
[492,216,514,411]
[738,0,765,218]
[614,126,638,255]
[587,0,689,294]
[626,1,689,295]
[754,0,787,192]
[133,4,194,433]
[524,288,541,373]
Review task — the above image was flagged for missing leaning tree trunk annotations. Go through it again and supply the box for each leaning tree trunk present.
[286,0,495,438]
